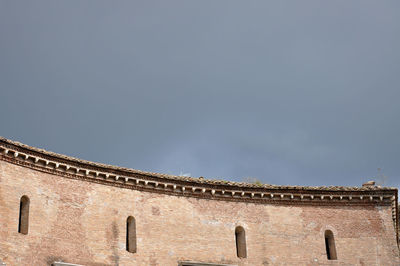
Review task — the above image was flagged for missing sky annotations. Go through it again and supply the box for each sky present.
[1,1,399,188]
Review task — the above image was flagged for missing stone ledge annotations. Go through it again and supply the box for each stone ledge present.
[179,261,238,266]
[52,262,83,266]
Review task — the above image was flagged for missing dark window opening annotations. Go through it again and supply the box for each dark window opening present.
[324,230,337,260]
[325,237,331,259]
[235,226,247,258]
[18,195,30,234]
[126,216,136,253]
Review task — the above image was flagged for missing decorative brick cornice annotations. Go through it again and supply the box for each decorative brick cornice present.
[0,137,397,202]
[0,136,398,245]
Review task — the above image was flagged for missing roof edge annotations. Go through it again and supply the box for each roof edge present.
[0,136,397,193]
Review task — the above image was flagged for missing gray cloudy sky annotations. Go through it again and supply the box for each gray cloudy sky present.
[1,1,399,188]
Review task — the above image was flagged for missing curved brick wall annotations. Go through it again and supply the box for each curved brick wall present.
[0,138,399,265]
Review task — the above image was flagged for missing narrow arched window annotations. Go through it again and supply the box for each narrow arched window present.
[126,216,136,253]
[18,196,30,234]
[235,226,247,258]
[325,230,337,260]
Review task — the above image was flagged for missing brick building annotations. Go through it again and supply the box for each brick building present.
[0,137,399,265]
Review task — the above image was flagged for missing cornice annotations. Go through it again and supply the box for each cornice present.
[0,137,396,202]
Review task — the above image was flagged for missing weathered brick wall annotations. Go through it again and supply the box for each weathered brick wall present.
[0,161,399,266]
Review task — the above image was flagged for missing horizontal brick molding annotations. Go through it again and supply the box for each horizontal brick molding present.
[52,262,83,266]
[179,262,238,266]
[0,137,397,204]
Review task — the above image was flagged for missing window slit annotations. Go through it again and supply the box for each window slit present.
[126,216,136,253]
[324,230,337,260]
[325,236,331,260]
[235,226,247,258]
[18,195,30,235]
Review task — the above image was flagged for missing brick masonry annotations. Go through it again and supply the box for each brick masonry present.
[0,139,399,266]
